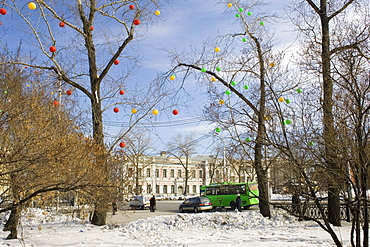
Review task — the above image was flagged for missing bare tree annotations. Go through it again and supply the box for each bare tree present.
[167,133,197,195]
[0,0,174,225]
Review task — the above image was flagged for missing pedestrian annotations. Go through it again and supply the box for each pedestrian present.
[236,194,242,212]
[112,200,117,215]
[292,193,301,215]
[149,195,156,212]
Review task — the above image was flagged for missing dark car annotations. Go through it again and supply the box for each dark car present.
[179,196,212,213]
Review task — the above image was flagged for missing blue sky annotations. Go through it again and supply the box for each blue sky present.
[129,0,295,155]
[0,0,295,155]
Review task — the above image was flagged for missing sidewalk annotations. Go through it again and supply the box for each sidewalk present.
[106,209,177,225]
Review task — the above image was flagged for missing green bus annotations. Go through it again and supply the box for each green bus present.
[200,182,259,209]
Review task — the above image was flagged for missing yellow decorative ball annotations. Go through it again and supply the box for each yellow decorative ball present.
[155,10,161,16]
[28,2,37,10]
[131,108,137,114]
[227,3,232,7]
[214,47,220,52]
[278,97,285,102]
[152,109,159,115]
[219,100,225,105]
[170,75,176,81]
[211,77,217,82]
[269,62,275,67]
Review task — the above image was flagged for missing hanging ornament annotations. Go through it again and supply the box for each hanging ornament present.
[155,10,161,16]
[133,19,141,25]
[114,60,120,65]
[285,99,291,103]
[119,89,125,95]
[172,109,179,115]
[131,108,137,114]
[113,107,119,113]
[214,47,220,52]
[49,46,57,53]
[296,88,302,93]
[245,137,251,142]
[231,81,236,86]
[129,4,135,10]
[59,22,65,27]
[53,101,59,107]
[201,68,206,72]
[219,100,225,105]
[0,8,7,15]
[215,127,221,133]
[169,75,176,81]
[28,2,37,10]
[308,141,315,146]
[152,109,159,115]
[211,77,217,82]
[242,38,247,42]
[216,67,221,71]
[259,21,265,26]
[227,3,232,7]
[244,85,249,89]
[269,62,275,67]
[66,90,72,95]
[239,8,244,12]
[119,142,126,148]
[235,14,240,18]
[89,26,94,31]
[225,90,231,95]
[278,97,284,102]
[247,12,252,16]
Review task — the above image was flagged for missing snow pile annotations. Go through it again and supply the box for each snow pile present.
[0,208,351,247]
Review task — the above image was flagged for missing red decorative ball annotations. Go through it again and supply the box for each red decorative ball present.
[49,46,57,52]
[66,90,72,95]
[53,101,59,106]
[0,8,7,15]
[119,142,126,148]
[89,26,94,31]
[133,19,141,25]
[129,4,135,10]
[113,107,119,113]
[0,22,3,26]
[59,22,65,27]
[119,90,125,95]
[172,109,179,115]
[114,60,120,65]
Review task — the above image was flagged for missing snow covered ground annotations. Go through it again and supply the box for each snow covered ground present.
[0,208,352,247]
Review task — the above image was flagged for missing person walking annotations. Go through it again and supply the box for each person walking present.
[149,195,156,212]
[236,194,242,212]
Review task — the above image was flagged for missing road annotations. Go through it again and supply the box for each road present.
[106,200,259,225]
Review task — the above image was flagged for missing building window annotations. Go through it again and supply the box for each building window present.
[138,168,142,178]
[178,169,182,178]
[199,170,203,180]
[147,184,152,193]
[147,168,151,177]
[170,169,175,178]
[171,185,175,194]
[192,170,196,178]
[163,185,168,194]
[193,185,197,194]
[156,169,159,178]
[186,185,189,194]
[128,168,133,177]
[163,169,167,178]
[156,185,160,194]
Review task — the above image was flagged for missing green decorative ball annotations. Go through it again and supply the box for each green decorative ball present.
[239,8,244,12]
[259,21,265,26]
[201,68,206,72]
[235,14,240,18]
[285,99,291,103]
[216,67,221,71]
[247,11,252,16]
[231,81,236,86]
[308,141,315,146]
[215,127,221,133]
[242,38,247,42]
[245,137,251,142]
[244,85,249,89]
[296,88,302,93]
[225,90,231,95]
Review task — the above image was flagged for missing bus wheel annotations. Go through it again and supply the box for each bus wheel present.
[193,207,199,213]
[230,201,236,210]
[179,207,184,213]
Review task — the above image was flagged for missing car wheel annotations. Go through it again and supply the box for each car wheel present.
[193,207,199,213]
[179,207,184,213]
[230,201,236,210]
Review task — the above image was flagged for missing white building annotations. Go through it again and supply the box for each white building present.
[115,152,257,198]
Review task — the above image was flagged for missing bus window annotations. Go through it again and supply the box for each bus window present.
[249,183,258,191]
[236,185,246,195]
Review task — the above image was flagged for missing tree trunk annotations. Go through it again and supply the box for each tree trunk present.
[319,0,341,226]
[3,205,20,239]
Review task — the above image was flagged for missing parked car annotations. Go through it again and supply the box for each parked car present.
[155,195,166,201]
[129,195,151,210]
[179,196,212,213]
